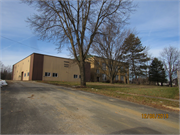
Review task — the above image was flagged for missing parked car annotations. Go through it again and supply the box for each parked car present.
[0,79,8,87]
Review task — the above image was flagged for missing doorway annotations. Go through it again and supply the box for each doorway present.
[126,79,127,84]
[21,72,24,81]
[97,77,99,82]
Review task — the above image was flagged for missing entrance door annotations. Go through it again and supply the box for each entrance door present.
[97,77,99,82]
[21,72,24,81]
[126,79,127,84]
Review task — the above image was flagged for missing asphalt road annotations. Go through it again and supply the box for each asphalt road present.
[1,81,179,134]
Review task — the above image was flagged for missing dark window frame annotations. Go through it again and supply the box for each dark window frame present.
[45,72,51,77]
[53,73,58,77]
[74,74,78,78]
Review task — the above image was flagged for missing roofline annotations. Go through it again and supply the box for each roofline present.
[39,53,74,60]
[13,53,33,66]
[13,52,75,66]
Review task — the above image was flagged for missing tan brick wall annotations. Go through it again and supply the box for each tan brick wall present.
[42,55,81,82]
[86,57,129,83]
[13,56,31,80]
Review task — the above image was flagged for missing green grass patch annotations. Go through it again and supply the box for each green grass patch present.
[85,83,179,99]
[38,81,179,99]
[78,87,179,108]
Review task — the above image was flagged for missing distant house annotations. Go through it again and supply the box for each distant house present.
[12,53,90,82]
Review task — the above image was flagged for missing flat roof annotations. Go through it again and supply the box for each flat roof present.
[13,52,75,66]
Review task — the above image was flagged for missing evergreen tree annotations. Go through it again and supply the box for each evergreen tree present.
[160,68,167,86]
[149,58,167,85]
[122,33,150,83]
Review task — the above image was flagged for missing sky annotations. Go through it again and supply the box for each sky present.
[0,0,179,67]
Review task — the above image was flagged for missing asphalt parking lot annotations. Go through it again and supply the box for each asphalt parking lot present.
[1,81,179,134]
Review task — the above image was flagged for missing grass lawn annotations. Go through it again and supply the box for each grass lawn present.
[37,81,179,109]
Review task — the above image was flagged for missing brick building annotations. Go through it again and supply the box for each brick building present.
[12,53,90,82]
[86,56,129,83]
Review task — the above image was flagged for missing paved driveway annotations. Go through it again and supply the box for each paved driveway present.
[1,81,179,134]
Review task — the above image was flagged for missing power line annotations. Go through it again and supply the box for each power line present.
[1,35,54,55]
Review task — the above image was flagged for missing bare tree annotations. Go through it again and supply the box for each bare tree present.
[0,61,12,80]
[22,0,135,86]
[90,24,131,83]
[160,46,180,87]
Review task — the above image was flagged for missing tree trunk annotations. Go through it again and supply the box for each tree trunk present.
[110,77,113,84]
[79,61,86,87]
[169,76,172,87]
[135,76,138,84]
[161,82,163,86]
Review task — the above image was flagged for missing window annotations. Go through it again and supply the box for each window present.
[115,75,119,80]
[79,75,81,78]
[27,72,29,76]
[121,76,124,81]
[97,69,100,74]
[64,61,69,67]
[24,73,26,77]
[102,74,106,81]
[74,75,78,78]
[45,72,51,77]
[53,73,58,77]
[102,63,106,70]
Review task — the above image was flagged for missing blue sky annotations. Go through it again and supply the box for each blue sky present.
[0,0,179,67]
